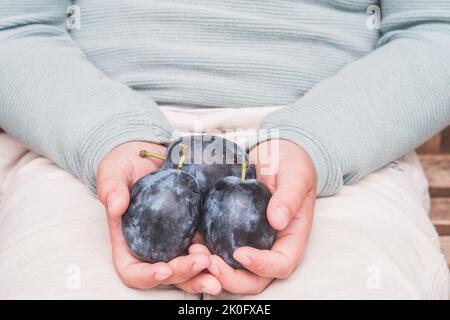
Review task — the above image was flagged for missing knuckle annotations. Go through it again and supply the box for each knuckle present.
[251,253,271,275]
[177,269,192,281]
[106,206,122,221]
[97,178,116,203]
[96,180,108,201]
[277,269,291,279]
[250,286,267,295]
[118,267,137,289]
[120,274,135,288]
[106,209,120,221]
[277,264,295,279]
[251,260,266,275]
[105,210,115,220]
[287,191,303,208]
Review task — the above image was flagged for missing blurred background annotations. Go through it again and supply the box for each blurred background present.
[417,126,450,270]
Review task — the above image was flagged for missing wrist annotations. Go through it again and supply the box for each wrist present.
[252,127,341,197]
[78,114,172,194]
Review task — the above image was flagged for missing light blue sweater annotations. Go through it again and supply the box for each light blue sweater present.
[1,1,450,196]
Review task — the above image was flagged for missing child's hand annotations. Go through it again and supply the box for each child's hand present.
[178,139,316,294]
[96,141,216,291]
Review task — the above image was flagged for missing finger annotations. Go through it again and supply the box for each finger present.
[267,162,308,230]
[248,145,277,193]
[176,273,222,296]
[233,247,293,279]
[120,262,173,289]
[107,213,173,289]
[97,162,131,220]
[207,255,272,294]
[188,243,211,255]
[162,253,210,284]
[235,190,315,279]
[111,233,173,288]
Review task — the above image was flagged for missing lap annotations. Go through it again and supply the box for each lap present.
[1,132,448,299]
[206,153,449,299]
[0,133,197,299]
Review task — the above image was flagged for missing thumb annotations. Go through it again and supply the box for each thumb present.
[97,163,131,221]
[266,161,308,231]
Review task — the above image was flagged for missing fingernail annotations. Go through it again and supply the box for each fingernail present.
[154,272,171,281]
[234,253,251,266]
[209,263,220,276]
[192,262,207,272]
[276,206,290,229]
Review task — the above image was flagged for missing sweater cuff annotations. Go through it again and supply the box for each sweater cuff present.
[77,112,173,194]
[249,124,342,197]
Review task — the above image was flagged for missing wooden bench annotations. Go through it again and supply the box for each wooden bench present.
[418,127,450,269]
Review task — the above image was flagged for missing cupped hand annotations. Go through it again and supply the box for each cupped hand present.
[96,141,216,291]
[178,139,317,295]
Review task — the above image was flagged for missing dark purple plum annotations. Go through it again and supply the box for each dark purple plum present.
[122,169,201,263]
[163,135,256,194]
[202,176,276,268]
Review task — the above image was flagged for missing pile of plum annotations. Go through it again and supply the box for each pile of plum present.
[122,135,276,268]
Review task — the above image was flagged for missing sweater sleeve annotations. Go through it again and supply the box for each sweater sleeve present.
[257,0,450,197]
[0,1,173,193]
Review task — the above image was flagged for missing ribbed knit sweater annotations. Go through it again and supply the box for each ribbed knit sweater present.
[1,1,450,196]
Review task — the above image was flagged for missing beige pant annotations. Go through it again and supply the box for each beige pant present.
[0,107,448,299]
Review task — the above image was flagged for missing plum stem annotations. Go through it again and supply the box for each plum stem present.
[241,161,247,181]
[177,144,188,171]
[139,150,166,161]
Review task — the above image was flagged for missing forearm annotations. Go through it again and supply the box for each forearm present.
[260,7,450,197]
[0,2,173,193]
